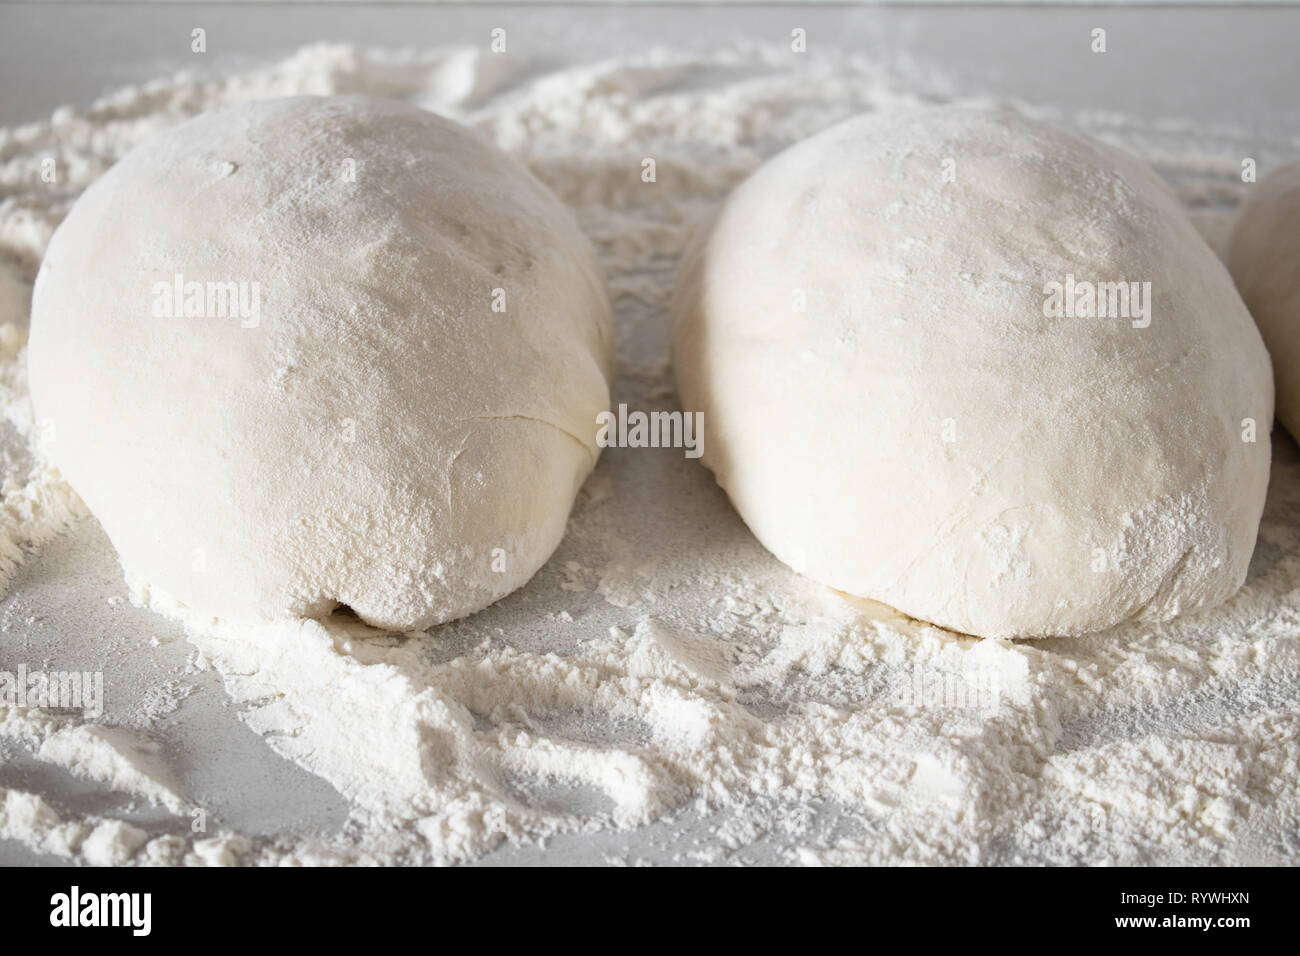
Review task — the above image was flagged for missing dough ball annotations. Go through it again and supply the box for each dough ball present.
[671,107,1272,639]
[1228,159,1300,437]
[30,96,613,630]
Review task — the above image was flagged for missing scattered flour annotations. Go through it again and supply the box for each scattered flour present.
[0,787,178,865]
[39,724,186,813]
[0,42,1297,866]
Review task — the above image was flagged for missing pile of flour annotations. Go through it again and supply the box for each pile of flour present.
[0,42,1298,866]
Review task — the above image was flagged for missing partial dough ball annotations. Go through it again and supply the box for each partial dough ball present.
[672,107,1272,639]
[1228,159,1300,437]
[30,96,612,630]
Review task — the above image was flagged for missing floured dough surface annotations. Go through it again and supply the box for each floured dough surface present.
[27,95,613,630]
[673,107,1273,639]
[1229,159,1300,438]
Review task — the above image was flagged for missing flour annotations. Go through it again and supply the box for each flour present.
[39,724,186,813]
[0,42,1297,866]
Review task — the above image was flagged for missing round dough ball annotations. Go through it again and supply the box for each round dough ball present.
[1228,159,1300,437]
[30,95,612,630]
[672,107,1272,639]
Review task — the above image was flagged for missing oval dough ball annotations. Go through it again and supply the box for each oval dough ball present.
[672,107,1272,639]
[30,95,613,630]
[1228,159,1300,437]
